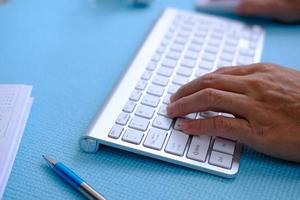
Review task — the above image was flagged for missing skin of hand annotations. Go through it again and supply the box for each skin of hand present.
[236,0,300,23]
[167,63,300,162]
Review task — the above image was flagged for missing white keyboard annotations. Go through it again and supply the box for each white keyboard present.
[80,8,264,178]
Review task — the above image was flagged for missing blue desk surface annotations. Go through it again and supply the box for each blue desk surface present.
[1,0,300,199]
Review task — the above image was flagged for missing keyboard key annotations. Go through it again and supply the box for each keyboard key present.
[158,104,168,116]
[141,94,160,107]
[174,37,188,45]
[156,45,166,54]
[172,75,189,85]
[178,30,190,38]
[176,67,193,77]
[184,113,197,119]
[174,118,184,130]
[220,113,235,118]
[116,112,130,125]
[162,58,178,68]
[213,137,236,155]
[152,75,169,86]
[161,37,171,46]
[239,48,255,57]
[135,80,147,90]
[157,67,173,77]
[165,130,189,156]
[217,60,232,68]
[108,125,124,139]
[163,94,171,104]
[208,38,222,47]
[184,50,199,60]
[147,61,157,71]
[237,55,253,65]
[195,68,208,77]
[167,84,180,94]
[147,85,165,97]
[151,53,162,62]
[209,151,233,169]
[187,135,211,162]
[129,116,149,131]
[223,45,236,54]
[166,51,181,60]
[143,128,168,150]
[198,61,214,70]
[202,52,216,62]
[200,111,219,118]
[191,37,205,45]
[122,129,144,145]
[129,90,142,101]
[211,32,223,40]
[135,105,155,119]
[220,52,234,62]
[181,59,196,68]
[181,24,193,31]
[141,70,153,80]
[195,30,207,38]
[123,101,136,113]
[152,116,173,130]
[226,38,239,46]
[205,45,219,54]
[170,43,185,52]
[188,44,202,52]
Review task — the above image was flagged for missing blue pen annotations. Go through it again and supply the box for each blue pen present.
[43,155,106,200]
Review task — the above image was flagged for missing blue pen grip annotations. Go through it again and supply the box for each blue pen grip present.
[53,162,84,189]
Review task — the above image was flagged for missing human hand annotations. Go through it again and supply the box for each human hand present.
[167,63,300,162]
[236,0,300,23]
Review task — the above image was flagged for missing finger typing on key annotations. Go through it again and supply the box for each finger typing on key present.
[167,63,300,162]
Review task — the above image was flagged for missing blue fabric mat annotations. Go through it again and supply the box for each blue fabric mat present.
[1,0,300,199]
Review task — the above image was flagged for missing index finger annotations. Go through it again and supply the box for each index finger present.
[170,73,246,103]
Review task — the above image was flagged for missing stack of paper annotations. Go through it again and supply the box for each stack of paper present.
[0,85,33,199]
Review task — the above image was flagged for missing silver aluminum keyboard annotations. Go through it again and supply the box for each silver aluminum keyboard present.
[80,8,264,178]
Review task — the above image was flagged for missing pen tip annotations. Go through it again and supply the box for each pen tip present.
[42,155,56,167]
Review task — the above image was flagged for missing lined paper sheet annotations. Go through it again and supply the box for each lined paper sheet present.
[0,85,33,199]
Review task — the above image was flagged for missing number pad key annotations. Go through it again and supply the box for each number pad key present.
[143,128,168,150]
[209,151,233,169]
[187,135,211,162]
[213,137,236,155]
